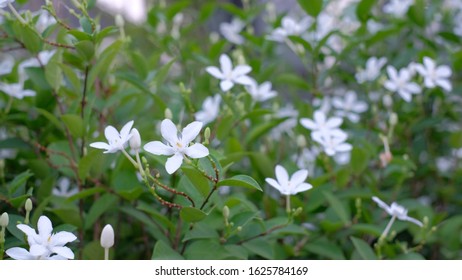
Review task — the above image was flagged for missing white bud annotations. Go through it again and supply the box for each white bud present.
[100,224,115,249]
[389,112,398,126]
[115,14,124,28]
[129,128,141,151]
[296,135,306,148]
[382,94,393,108]
[0,212,9,227]
[164,108,173,120]
[25,198,33,212]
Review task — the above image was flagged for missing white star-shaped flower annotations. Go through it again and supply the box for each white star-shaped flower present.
[194,94,221,125]
[89,120,134,153]
[383,66,421,102]
[267,16,311,42]
[0,0,15,9]
[332,90,368,123]
[312,133,352,156]
[0,82,36,99]
[0,53,15,76]
[415,57,452,92]
[265,165,312,196]
[6,216,77,260]
[205,54,253,91]
[143,119,209,174]
[300,110,346,138]
[383,0,414,18]
[372,196,423,227]
[355,57,387,84]
[245,79,277,102]
[52,177,78,197]
[219,18,245,45]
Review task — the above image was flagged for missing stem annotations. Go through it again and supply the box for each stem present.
[286,195,291,213]
[8,2,27,25]
[237,222,289,245]
[380,215,397,241]
[121,149,139,168]
[104,248,109,260]
[80,66,90,157]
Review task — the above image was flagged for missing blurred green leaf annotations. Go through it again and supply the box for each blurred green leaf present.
[350,237,377,260]
[152,240,184,260]
[84,193,118,229]
[180,207,207,223]
[297,0,323,17]
[218,175,262,192]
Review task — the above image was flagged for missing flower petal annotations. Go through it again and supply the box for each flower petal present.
[290,169,308,186]
[184,143,209,158]
[220,80,234,91]
[233,75,254,86]
[181,121,203,145]
[143,141,175,156]
[29,244,48,257]
[300,118,317,130]
[165,153,184,174]
[5,247,36,260]
[265,178,283,194]
[275,165,289,188]
[37,216,53,241]
[219,54,232,75]
[205,66,224,79]
[292,183,313,194]
[89,142,111,151]
[119,120,134,141]
[51,231,77,247]
[232,65,252,76]
[402,216,423,227]
[52,246,75,259]
[161,119,179,145]
[16,224,38,242]
[372,196,391,213]
[104,126,119,142]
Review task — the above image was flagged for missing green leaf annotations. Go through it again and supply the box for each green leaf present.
[323,191,351,226]
[217,175,262,192]
[75,40,95,61]
[61,114,84,138]
[450,131,462,149]
[181,166,210,197]
[152,240,184,260]
[305,238,345,259]
[87,39,124,87]
[45,50,62,91]
[182,223,219,242]
[356,0,377,22]
[84,193,118,229]
[351,146,369,175]
[183,240,229,260]
[242,239,274,259]
[36,108,64,132]
[67,187,106,202]
[297,0,323,17]
[7,170,33,195]
[350,237,377,260]
[50,208,82,228]
[180,207,207,223]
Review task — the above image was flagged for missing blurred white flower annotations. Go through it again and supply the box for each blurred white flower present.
[194,94,221,125]
[334,151,351,165]
[332,91,368,123]
[355,57,387,84]
[206,54,253,91]
[0,82,36,99]
[294,147,320,175]
[0,127,16,159]
[384,66,421,102]
[96,0,146,24]
[0,0,14,9]
[89,120,134,153]
[245,79,277,102]
[300,110,346,138]
[219,18,245,45]
[0,53,15,76]
[265,165,312,196]
[52,177,78,197]
[267,16,311,42]
[373,196,423,227]
[129,128,142,152]
[270,105,298,140]
[312,133,352,156]
[367,19,384,34]
[383,0,414,18]
[35,10,56,33]
[415,57,452,92]
[144,119,209,174]
[6,216,77,260]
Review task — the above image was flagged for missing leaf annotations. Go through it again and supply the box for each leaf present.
[323,191,351,226]
[350,237,377,260]
[87,39,124,87]
[305,238,345,259]
[67,187,106,202]
[244,118,287,144]
[61,114,84,138]
[183,240,229,260]
[75,40,95,61]
[180,207,207,223]
[152,240,185,260]
[297,0,323,17]
[84,193,118,229]
[7,170,33,195]
[182,223,219,242]
[36,108,64,132]
[217,175,262,192]
[181,166,210,197]
[45,50,62,91]
[242,239,274,259]
[351,146,369,175]
[356,0,377,22]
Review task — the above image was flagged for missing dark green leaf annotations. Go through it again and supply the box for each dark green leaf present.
[218,175,262,192]
[350,237,377,260]
[180,207,207,223]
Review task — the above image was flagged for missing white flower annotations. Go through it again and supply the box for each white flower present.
[245,79,277,102]
[129,128,142,152]
[0,82,36,99]
[332,91,368,123]
[219,18,245,45]
[383,66,421,102]
[294,147,320,175]
[355,57,387,84]
[143,119,209,174]
[313,133,352,156]
[205,54,253,91]
[267,16,311,42]
[300,110,346,138]
[35,10,57,33]
[6,216,77,260]
[194,94,221,125]
[415,57,452,92]
[383,0,414,18]
[89,120,134,153]
[265,165,312,196]
[372,196,423,227]
[270,105,298,140]
[0,0,14,9]
[367,19,384,34]
[52,177,78,197]
[100,224,115,249]
[0,53,15,76]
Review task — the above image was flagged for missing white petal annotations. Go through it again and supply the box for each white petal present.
[326,117,343,129]
[220,80,234,91]
[206,66,224,79]
[436,79,452,91]
[232,65,252,76]
[219,54,233,75]
[292,183,312,194]
[184,143,209,158]
[52,246,75,259]
[437,65,452,77]
[161,119,179,145]
[104,126,119,142]
[265,178,283,194]
[37,216,53,241]
[89,142,111,151]
[165,153,184,174]
[290,169,308,187]
[406,83,421,94]
[119,120,134,140]
[181,121,203,145]
[16,224,38,240]
[51,231,77,247]
[300,118,317,130]
[402,216,423,227]
[143,141,175,156]
[386,66,398,80]
[275,165,289,187]
[372,196,391,213]
[5,247,36,260]
[398,90,412,102]
[336,143,352,152]
[384,80,397,92]
[30,244,48,257]
[233,75,254,85]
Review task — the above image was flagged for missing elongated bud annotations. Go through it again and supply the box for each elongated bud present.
[129,128,141,151]
[293,207,303,216]
[204,127,211,145]
[389,112,398,127]
[25,198,33,212]
[115,14,124,28]
[0,212,8,227]
[164,108,173,120]
[223,206,230,226]
[296,135,306,148]
[100,224,115,249]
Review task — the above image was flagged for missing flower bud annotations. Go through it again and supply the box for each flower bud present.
[204,127,211,145]
[296,135,306,148]
[237,226,242,232]
[100,224,115,249]
[0,212,9,227]
[25,198,33,212]
[389,112,398,127]
[164,108,173,120]
[115,14,124,28]
[223,206,230,220]
[129,128,141,151]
